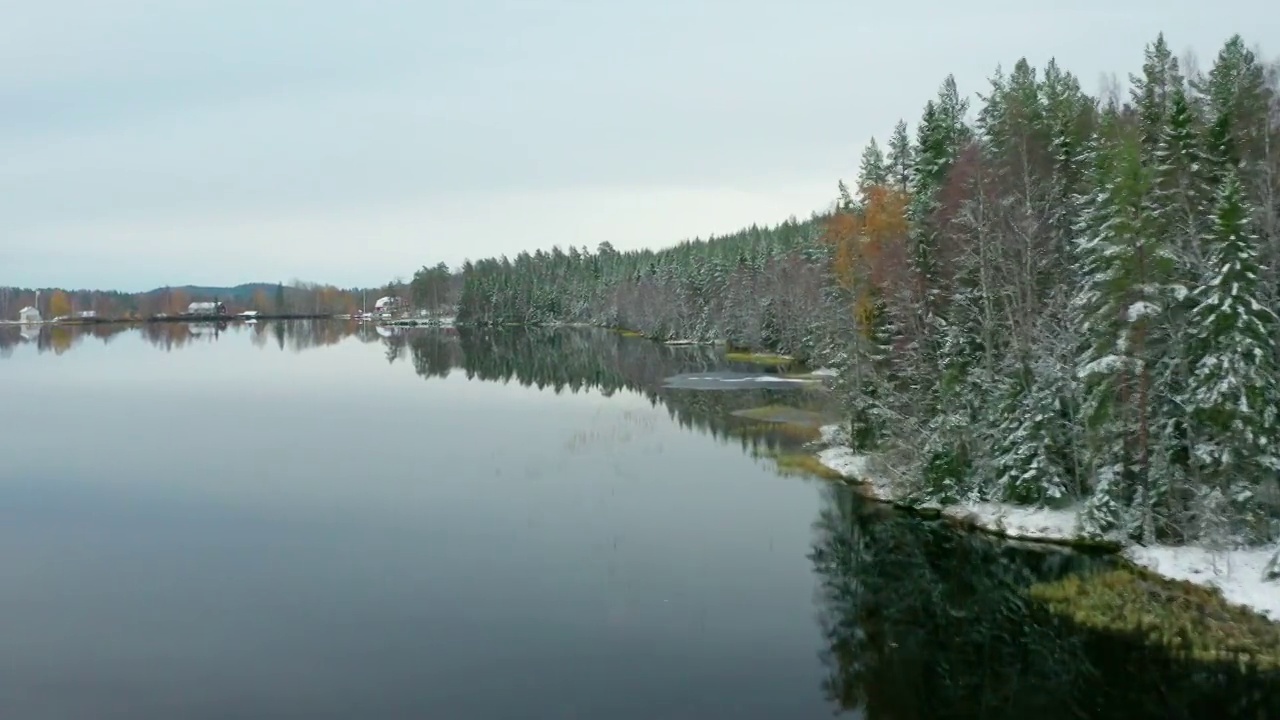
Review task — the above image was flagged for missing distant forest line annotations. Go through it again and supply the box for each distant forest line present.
[0,280,408,320]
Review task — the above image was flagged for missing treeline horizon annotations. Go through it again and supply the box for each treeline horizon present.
[0,280,409,321]
[427,32,1280,551]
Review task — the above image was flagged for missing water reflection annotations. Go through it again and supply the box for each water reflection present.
[0,318,385,357]
[4,321,1278,717]
[0,320,838,457]
[405,326,836,457]
[2,323,833,459]
[810,483,1280,719]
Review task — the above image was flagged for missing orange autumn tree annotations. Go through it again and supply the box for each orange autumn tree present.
[47,289,73,319]
[168,289,190,315]
[251,288,273,313]
[823,185,909,335]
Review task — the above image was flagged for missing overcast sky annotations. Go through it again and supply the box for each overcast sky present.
[1,1,1274,291]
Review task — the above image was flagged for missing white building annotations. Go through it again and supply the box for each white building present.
[186,301,227,316]
[374,296,402,312]
[17,306,41,324]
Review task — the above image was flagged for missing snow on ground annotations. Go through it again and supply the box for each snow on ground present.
[818,424,846,445]
[810,367,839,377]
[812,423,1280,621]
[941,503,1080,543]
[1126,543,1280,621]
[682,375,812,384]
[664,338,703,345]
[814,424,1078,541]
[815,445,895,501]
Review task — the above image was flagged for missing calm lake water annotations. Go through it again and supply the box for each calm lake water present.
[1,321,1275,719]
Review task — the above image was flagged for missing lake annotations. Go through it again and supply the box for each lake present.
[1,321,1276,719]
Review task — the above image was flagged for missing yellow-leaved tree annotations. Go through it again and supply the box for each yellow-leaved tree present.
[822,185,909,337]
[47,289,73,319]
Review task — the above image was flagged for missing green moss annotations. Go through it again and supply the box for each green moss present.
[768,452,846,481]
[616,329,646,338]
[724,351,795,367]
[724,421,822,444]
[730,404,832,426]
[1029,567,1280,668]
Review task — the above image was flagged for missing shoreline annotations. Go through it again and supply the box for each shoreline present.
[812,423,1280,622]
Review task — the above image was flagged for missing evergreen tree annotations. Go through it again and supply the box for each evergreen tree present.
[1184,171,1280,543]
[1071,124,1174,540]
[1130,33,1182,156]
[843,287,897,451]
[1194,35,1269,174]
[907,76,974,499]
[886,120,913,194]
[856,138,889,203]
[988,342,1075,504]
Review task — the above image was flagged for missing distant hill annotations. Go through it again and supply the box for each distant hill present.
[144,283,278,302]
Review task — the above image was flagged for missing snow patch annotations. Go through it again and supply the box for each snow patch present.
[1125,543,1280,621]
[813,424,1078,541]
[811,426,1280,621]
[815,445,869,481]
[819,423,848,446]
[1125,300,1162,322]
[942,502,1080,543]
[810,367,839,377]
[682,375,811,384]
[816,445,895,500]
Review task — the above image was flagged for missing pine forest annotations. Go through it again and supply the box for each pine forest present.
[442,34,1280,554]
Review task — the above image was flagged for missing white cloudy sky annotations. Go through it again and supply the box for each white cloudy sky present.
[1,1,1274,291]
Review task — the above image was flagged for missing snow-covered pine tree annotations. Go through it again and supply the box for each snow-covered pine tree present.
[972,58,1081,504]
[1072,114,1176,541]
[1194,35,1270,177]
[1184,170,1280,544]
[844,286,897,452]
[1040,59,1093,256]
[856,138,890,206]
[837,180,855,213]
[1151,83,1212,267]
[1130,34,1182,157]
[886,120,913,195]
[1196,37,1278,320]
[1070,130,1129,534]
[987,332,1076,504]
[907,76,975,501]
[1132,41,1212,540]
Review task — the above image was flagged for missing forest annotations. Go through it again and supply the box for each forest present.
[440,33,1280,552]
[0,281,389,321]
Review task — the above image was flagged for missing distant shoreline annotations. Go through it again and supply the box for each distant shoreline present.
[1,313,339,326]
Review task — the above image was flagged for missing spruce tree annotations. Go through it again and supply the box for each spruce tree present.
[988,342,1074,504]
[1072,122,1174,540]
[908,77,973,500]
[844,288,897,451]
[856,138,889,204]
[1184,171,1280,543]
[886,120,913,194]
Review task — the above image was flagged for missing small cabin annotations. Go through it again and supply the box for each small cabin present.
[17,306,41,324]
[186,301,228,316]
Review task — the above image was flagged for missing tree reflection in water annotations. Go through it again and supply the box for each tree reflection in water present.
[809,483,1280,719]
[6,322,1277,716]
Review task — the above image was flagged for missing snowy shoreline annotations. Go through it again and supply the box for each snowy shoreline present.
[814,424,1280,622]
